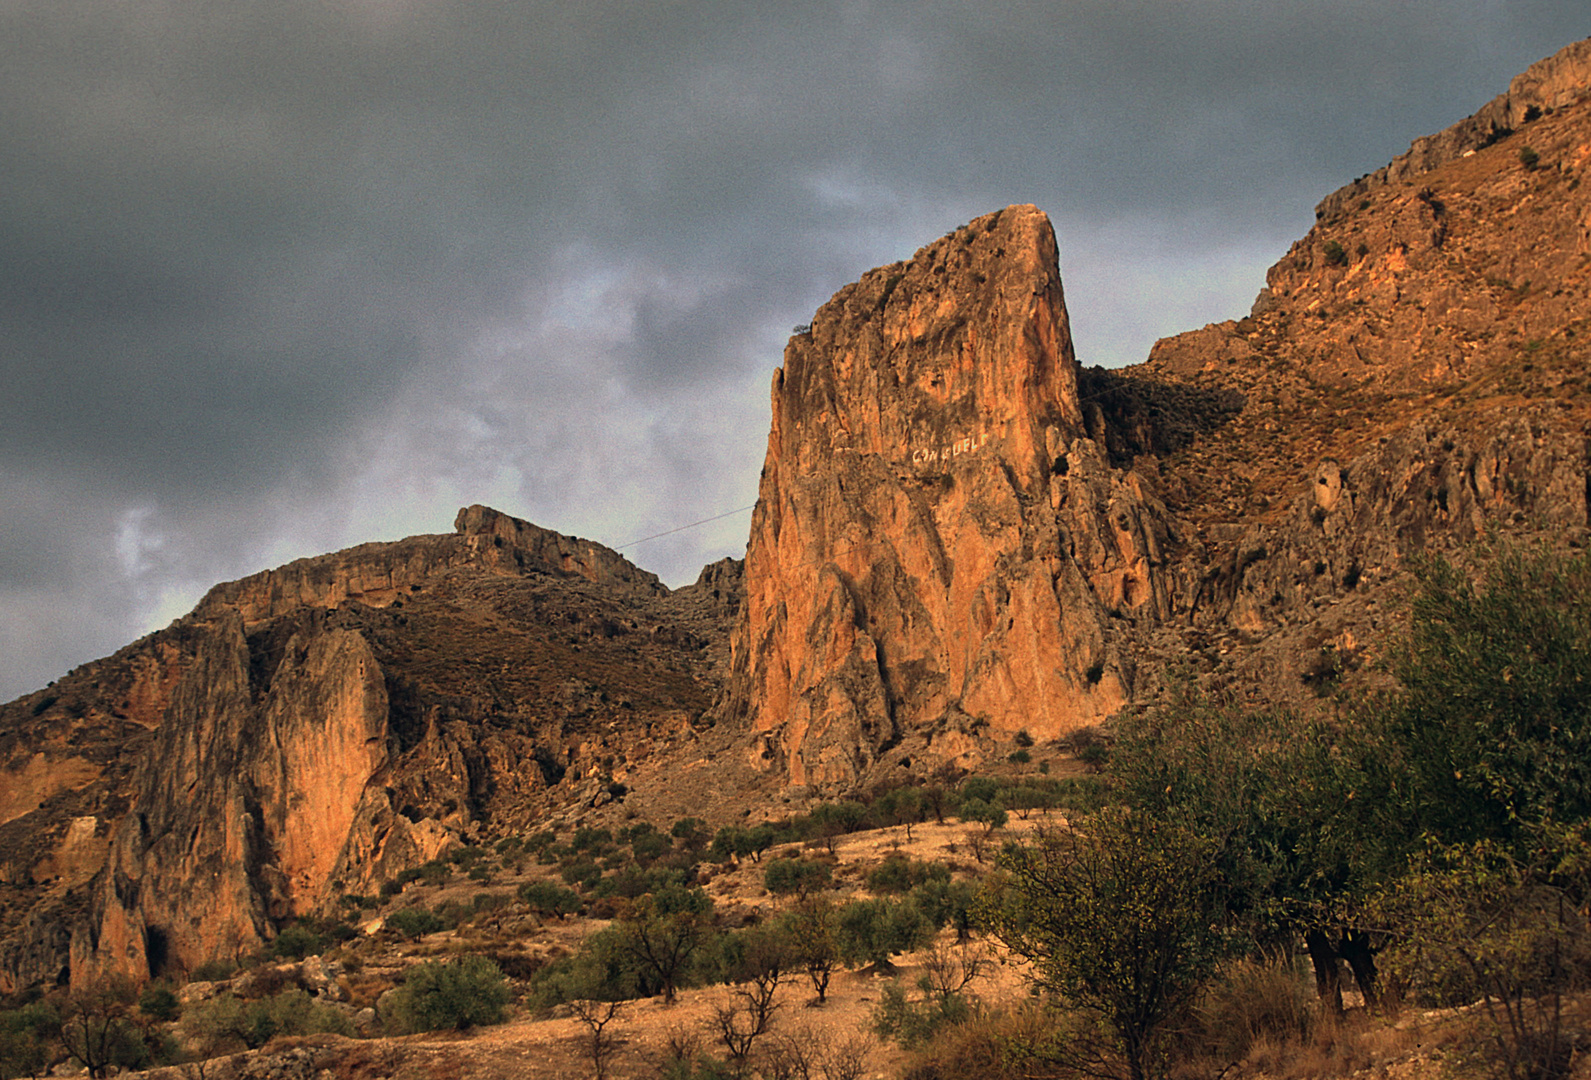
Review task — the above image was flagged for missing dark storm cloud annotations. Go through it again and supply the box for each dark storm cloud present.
[1,0,1585,698]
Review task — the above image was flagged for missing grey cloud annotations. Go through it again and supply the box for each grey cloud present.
[0,0,1585,698]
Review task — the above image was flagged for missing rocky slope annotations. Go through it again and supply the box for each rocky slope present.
[0,507,740,991]
[722,37,1591,788]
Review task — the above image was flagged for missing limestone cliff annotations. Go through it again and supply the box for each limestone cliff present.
[1,508,732,990]
[724,206,1170,786]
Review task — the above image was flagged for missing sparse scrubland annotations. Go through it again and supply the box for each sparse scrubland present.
[4,544,1590,1080]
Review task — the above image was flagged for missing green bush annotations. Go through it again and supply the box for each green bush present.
[909,878,979,937]
[386,906,444,940]
[764,856,832,897]
[867,854,949,895]
[985,808,1228,1080]
[188,989,352,1054]
[836,898,932,970]
[138,983,181,1023]
[519,880,582,919]
[0,1001,58,1080]
[560,857,603,889]
[383,956,512,1033]
[1520,146,1540,170]
[1322,240,1349,266]
[267,923,326,960]
[873,979,975,1049]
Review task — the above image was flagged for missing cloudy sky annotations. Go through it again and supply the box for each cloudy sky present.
[0,2,1583,700]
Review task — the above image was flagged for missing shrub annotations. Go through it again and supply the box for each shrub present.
[670,818,711,852]
[189,959,238,982]
[385,906,444,940]
[764,856,832,897]
[137,983,181,1023]
[519,880,582,919]
[1182,959,1314,1065]
[188,989,352,1054]
[836,898,932,971]
[1322,240,1349,266]
[0,1001,58,1080]
[866,854,950,895]
[1375,842,1591,1080]
[267,923,326,960]
[559,857,603,889]
[383,956,511,1033]
[1520,146,1540,170]
[873,979,975,1050]
[984,809,1228,1080]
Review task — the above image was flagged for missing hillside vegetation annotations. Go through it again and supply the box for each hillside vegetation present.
[4,544,1590,1080]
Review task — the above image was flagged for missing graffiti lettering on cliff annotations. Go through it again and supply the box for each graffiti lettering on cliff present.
[910,432,990,466]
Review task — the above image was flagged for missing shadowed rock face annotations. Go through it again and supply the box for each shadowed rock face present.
[723,206,1170,786]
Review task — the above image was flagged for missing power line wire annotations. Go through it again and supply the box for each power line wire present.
[613,503,757,550]
[610,376,1158,553]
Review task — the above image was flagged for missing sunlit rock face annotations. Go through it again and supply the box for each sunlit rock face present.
[724,206,1171,788]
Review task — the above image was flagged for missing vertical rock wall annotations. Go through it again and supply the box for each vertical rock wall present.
[724,205,1172,787]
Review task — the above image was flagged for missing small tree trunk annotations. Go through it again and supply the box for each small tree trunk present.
[1306,928,1345,1017]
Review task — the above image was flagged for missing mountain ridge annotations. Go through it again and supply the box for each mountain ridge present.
[2,35,1590,993]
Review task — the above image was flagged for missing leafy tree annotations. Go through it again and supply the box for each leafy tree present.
[709,824,776,864]
[774,895,841,1003]
[866,853,949,895]
[519,880,583,919]
[764,855,832,898]
[713,925,793,1065]
[617,885,718,1004]
[53,981,154,1078]
[384,956,511,1033]
[874,786,928,840]
[958,797,1007,833]
[1385,546,1591,857]
[983,810,1228,1080]
[386,906,444,940]
[909,878,980,939]
[1107,694,1389,1011]
[836,898,932,972]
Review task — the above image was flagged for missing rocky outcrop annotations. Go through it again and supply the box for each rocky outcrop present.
[195,504,663,624]
[2,506,730,990]
[723,206,1176,786]
[723,39,1591,790]
[1314,37,1591,222]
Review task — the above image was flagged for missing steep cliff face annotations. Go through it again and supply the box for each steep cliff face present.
[2,507,733,990]
[725,206,1173,786]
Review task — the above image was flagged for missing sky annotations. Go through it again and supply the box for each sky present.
[1,2,1584,701]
